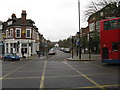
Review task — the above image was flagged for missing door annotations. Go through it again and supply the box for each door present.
[102,48,108,59]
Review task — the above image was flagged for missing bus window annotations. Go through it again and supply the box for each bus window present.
[118,19,120,29]
[112,42,118,51]
[104,20,118,30]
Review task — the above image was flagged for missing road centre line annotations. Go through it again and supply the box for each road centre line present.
[39,60,47,89]
[1,60,32,79]
[63,61,106,90]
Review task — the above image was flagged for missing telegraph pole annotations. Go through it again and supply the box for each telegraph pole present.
[78,0,81,59]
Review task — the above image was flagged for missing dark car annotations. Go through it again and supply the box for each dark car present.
[3,53,20,61]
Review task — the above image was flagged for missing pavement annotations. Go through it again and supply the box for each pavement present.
[66,54,100,61]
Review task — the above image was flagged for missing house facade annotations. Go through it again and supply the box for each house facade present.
[0,21,3,55]
[2,10,41,57]
[86,4,119,54]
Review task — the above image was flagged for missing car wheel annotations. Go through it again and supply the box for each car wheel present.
[9,58,12,61]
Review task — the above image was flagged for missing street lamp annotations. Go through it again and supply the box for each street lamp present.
[78,0,81,59]
[72,36,74,58]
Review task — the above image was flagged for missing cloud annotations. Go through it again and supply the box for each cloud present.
[0,0,92,42]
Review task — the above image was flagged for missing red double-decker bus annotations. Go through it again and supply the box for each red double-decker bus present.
[100,17,120,64]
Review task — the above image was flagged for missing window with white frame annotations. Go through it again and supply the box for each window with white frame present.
[7,21,12,25]
[0,25,2,29]
[10,29,13,38]
[32,30,35,39]
[89,23,95,32]
[6,30,9,38]
[96,21,100,32]
[6,43,8,53]
[26,29,31,38]
[16,28,21,38]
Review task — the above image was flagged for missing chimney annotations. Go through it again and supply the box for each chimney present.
[21,10,27,25]
[11,13,16,19]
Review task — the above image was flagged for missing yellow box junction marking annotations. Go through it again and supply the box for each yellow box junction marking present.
[39,60,47,89]
[79,84,120,88]
[1,60,32,79]
[63,61,107,90]
[1,72,110,80]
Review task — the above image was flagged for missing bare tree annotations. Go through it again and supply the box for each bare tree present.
[84,0,120,21]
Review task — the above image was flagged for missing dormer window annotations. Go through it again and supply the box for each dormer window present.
[100,12,104,17]
[7,21,12,25]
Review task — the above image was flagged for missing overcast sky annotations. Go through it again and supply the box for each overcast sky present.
[0,0,96,42]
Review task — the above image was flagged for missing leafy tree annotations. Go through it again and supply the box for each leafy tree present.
[58,38,72,48]
[84,0,120,20]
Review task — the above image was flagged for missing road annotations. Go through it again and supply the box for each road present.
[1,50,120,89]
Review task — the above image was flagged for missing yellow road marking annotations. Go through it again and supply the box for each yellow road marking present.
[63,61,106,90]
[78,84,120,88]
[39,60,47,88]
[0,60,32,79]
[1,72,110,80]
[2,76,41,79]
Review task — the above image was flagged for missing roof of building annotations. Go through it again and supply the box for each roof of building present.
[4,18,35,27]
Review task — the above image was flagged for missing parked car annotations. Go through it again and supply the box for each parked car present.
[3,53,20,61]
[63,48,71,53]
[60,47,64,51]
[0,54,3,60]
[48,49,56,55]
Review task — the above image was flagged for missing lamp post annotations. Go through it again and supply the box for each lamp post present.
[28,40,29,59]
[88,32,91,60]
[72,36,74,58]
[78,0,81,59]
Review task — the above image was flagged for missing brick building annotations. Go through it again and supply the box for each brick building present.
[86,4,119,53]
[2,10,42,57]
[0,21,3,55]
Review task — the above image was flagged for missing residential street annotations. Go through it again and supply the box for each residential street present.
[2,50,120,89]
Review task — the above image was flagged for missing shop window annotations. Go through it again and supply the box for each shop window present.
[21,48,27,53]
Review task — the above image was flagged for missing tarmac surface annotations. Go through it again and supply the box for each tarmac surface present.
[1,50,120,90]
